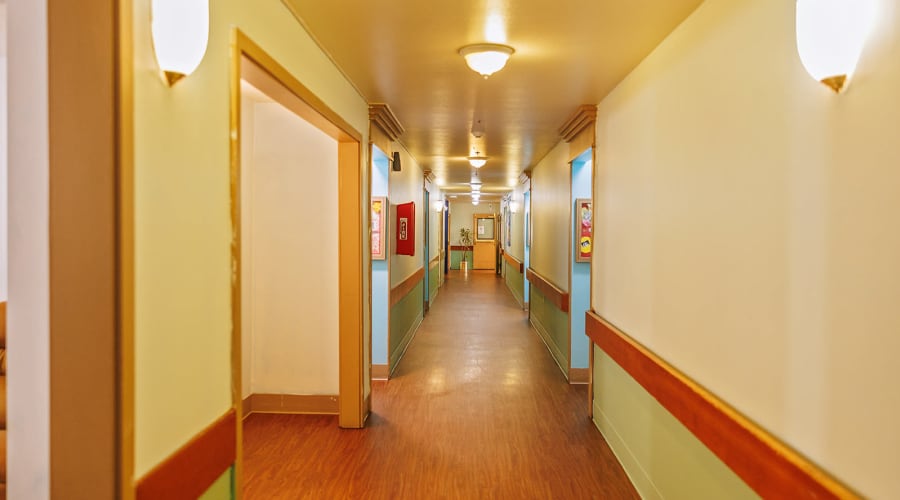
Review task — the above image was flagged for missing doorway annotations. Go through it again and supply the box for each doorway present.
[230,30,366,456]
[472,213,497,270]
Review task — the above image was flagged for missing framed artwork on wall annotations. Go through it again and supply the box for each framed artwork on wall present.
[575,198,592,263]
[371,196,386,260]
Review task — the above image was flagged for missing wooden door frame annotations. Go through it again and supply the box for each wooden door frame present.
[229,28,367,487]
[472,213,498,270]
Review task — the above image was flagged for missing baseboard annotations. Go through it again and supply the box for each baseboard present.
[241,395,252,419]
[529,315,568,380]
[389,313,423,375]
[244,393,339,416]
[568,367,589,384]
[593,402,662,500]
[372,364,390,380]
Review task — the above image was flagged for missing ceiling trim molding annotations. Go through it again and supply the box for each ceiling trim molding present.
[558,105,597,143]
[519,171,531,184]
[369,103,405,141]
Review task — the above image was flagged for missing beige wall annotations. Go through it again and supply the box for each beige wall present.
[132,0,369,477]
[505,180,529,262]
[530,142,569,289]
[389,143,424,287]
[241,96,339,397]
[592,0,900,497]
[7,1,50,497]
[448,199,499,246]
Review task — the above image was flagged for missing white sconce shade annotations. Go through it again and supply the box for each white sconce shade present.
[468,156,488,168]
[151,0,210,85]
[472,200,480,206]
[459,43,515,78]
[796,0,876,93]
[433,200,445,212]
[509,201,520,214]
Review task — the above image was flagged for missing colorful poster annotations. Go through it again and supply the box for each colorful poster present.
[371,197,386,260]
[396,201,415,256]
[576,199,592,263]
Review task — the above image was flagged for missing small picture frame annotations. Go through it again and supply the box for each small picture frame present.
[371,196,386,260]
[575,198,592,263]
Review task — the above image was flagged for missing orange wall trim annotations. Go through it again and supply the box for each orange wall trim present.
[245,394,339,415]
[372,364,390,380]
[135,409,236,500]
[449,245,473,251]
[502,252,524,274]
[526,268,569,312]
[390,267,425,307]
[585,311,859,500]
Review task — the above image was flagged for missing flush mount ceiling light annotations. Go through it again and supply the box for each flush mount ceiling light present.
[459,43,515,78]
[796,0,877,93]
[468,152,488,168]
[151,0,210,85]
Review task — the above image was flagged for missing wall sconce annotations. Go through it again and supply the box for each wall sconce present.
[509,201,520,214]
[433,200,445,212]
[151,0,210,86]
[796,0,877,93]
[459,43,515,78]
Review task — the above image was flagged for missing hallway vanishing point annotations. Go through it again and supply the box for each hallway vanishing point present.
[242,271,638,499]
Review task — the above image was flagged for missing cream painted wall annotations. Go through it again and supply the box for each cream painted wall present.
[505,181,528,261]
[131,0,369,477]
[448,199,499,245]
[0,2,7,301]
[246,102,339,395]
[426,181,441,261]
[592,0,900,497]
[7,1,50,497]
[530,142,570,289]
[389,143,424,287]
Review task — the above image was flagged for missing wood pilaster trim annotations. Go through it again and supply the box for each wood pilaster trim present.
[369,103,405,141]
[559,105,597,142]
[518,171,532,185]
[503,252,524,274]
[526,268,569,313]
[585,312,859,500]
[390,267,425,307]
[135,409,236,500]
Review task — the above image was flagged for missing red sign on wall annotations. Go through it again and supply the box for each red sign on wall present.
[396,202,415,256]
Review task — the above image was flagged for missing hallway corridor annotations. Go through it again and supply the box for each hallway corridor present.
[242,271,638,499]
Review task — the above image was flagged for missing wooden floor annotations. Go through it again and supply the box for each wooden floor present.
[242,270,638,499]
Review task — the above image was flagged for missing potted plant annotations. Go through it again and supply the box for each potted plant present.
[458,228,473,272]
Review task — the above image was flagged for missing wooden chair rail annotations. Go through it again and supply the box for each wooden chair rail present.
[585,311,858,500]
[526,268,569,312]
[390,268,425,307]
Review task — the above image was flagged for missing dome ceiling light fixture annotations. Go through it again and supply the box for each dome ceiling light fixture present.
[468,151,488,168]
[459,43,515,78]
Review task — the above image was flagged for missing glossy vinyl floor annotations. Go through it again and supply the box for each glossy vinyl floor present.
[242,270,638,499]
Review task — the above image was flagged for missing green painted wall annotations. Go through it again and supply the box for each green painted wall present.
[449,249,473,270]
[428,265,440,303]
[529,285,568,374]
[593,348,758,500]
[504,261,525,308]
[198,467,234,500]
[389,280,424,372]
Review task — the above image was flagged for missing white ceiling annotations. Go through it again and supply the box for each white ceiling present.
[283,0,703,196]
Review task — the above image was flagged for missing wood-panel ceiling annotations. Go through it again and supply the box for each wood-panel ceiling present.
[283,0,703,197]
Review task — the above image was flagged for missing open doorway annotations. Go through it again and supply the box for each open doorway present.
[230,31,367,486]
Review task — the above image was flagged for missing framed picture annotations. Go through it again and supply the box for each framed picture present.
[575,198,592,263]
[371,196,386,260]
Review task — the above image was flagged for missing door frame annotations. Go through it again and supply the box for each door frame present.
[229,28,367,484]
[472,212,498,270]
